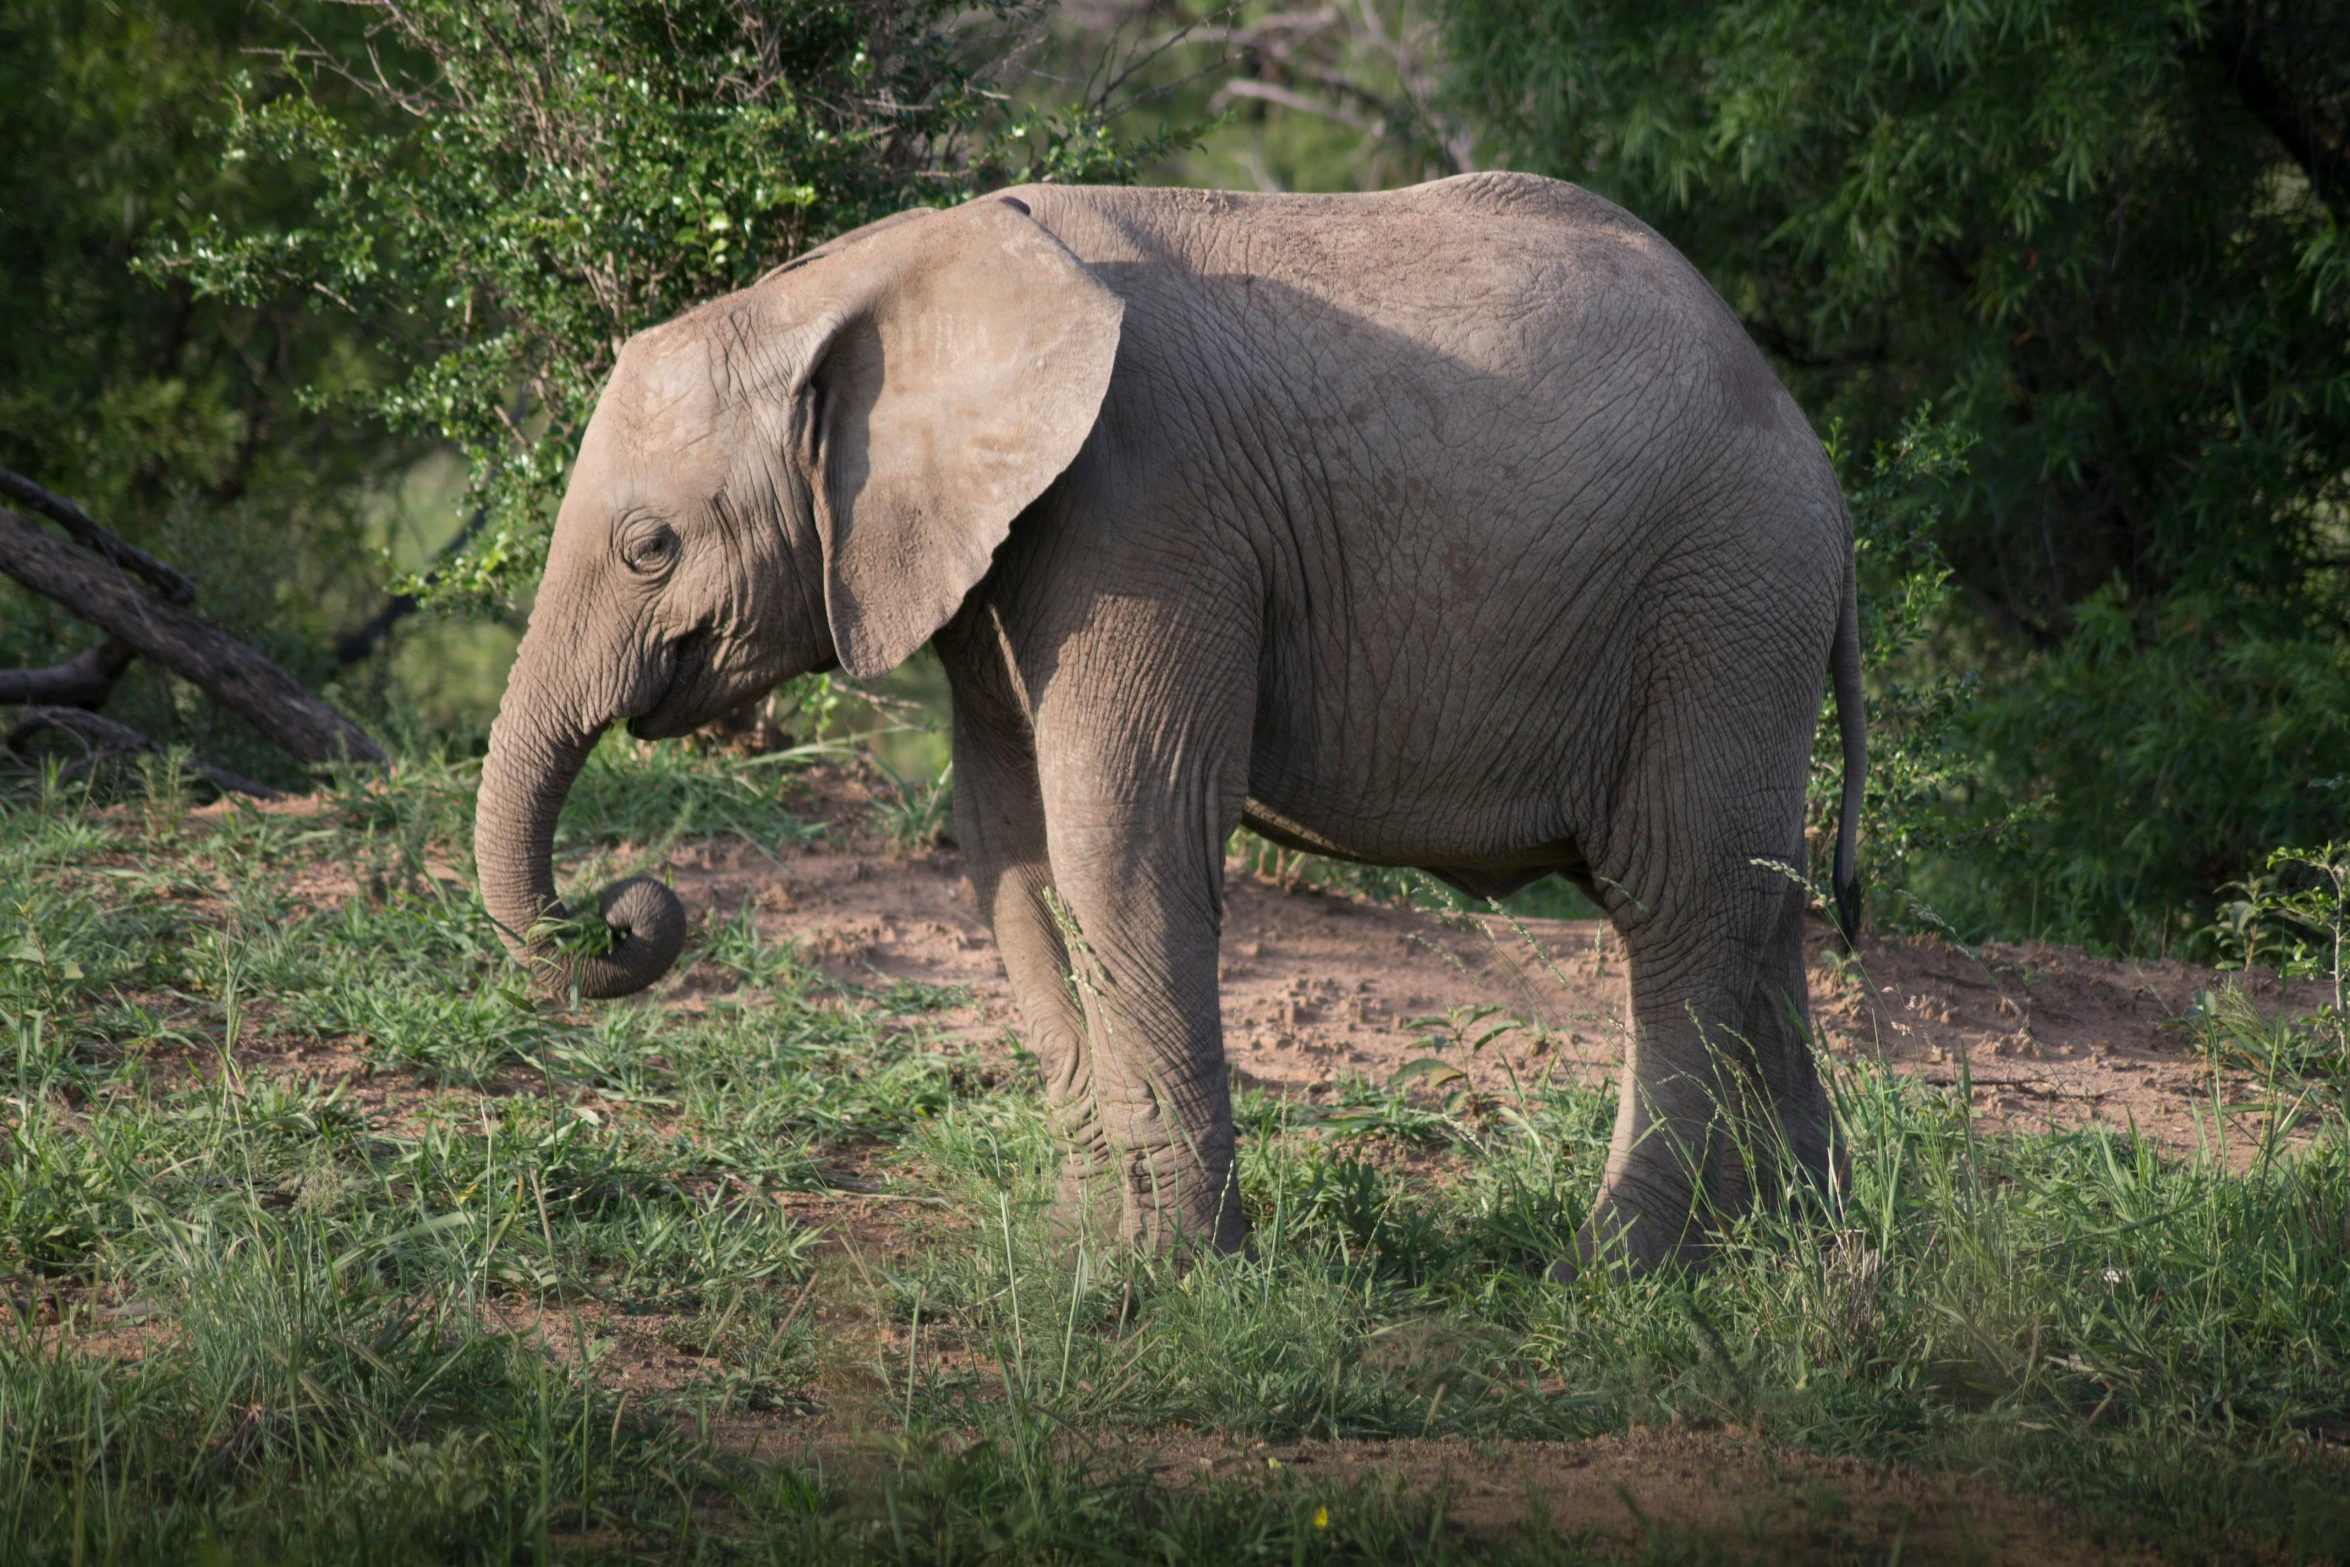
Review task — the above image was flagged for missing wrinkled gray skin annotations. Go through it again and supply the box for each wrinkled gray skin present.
[477,174,1865,1275]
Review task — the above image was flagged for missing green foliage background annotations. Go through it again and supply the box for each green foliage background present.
[156,0,1168,610]
[0,0,413,775]
[9,0,2350,949]
[1439,0,2350,951]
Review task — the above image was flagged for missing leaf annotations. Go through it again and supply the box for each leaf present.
[1469,1022,1521,1052]
[1389,1057,1467,1090]
[330,1210,476,1276]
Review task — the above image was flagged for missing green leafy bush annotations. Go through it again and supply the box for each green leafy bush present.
[1442,0,2350,950]
[156,0,1152,613]
[1807,407,2009,924]
[0,1,417,775]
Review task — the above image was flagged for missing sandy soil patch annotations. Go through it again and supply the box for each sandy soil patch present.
[651,780,2321,1163]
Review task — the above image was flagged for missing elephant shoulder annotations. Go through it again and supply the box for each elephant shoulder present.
[1402,172,1647,237]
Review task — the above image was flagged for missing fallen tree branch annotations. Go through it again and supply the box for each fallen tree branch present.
[3,707,285,800]
[0,638,134,707]
[0,504,385,768]
[0,468,196,606]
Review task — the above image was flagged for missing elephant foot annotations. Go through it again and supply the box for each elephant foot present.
[1048,1149,1245,1259]
[1547,1183,1707,1284]
[1786,1120,1849,1215]
[1115,1180,1247,1258]
[1544,1220,1634,1286]
[1709,1112,1844,1221]
[1049,1155,1127,1249]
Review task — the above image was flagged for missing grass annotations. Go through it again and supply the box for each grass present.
[1,739,2347,1562]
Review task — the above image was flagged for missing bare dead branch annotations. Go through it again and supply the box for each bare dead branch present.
[333,504,494,666]
[0,505,385,768]
[0,639,135,708]
[1213,77,1379,132]
[0,469,196,605]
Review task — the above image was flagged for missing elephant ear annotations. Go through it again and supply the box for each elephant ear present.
[791,197,1123,678]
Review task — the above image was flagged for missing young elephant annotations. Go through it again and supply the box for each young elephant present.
[476,173,1864,1275]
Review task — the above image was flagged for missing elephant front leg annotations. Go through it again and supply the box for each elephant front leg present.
[949,709,1120,1241]
[1051,857,1243,1254]
[1037,769,1248,1255]
[959,577,1255,1255]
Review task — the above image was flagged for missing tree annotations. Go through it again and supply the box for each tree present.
[1443,0,2350,949]
[0,1,411,774]
[158,0,1139,614]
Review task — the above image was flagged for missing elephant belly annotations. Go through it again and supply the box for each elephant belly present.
[1238,771,1593,895]
[1237,582,1626,881]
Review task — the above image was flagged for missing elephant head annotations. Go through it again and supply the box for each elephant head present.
[475,195,1124,997]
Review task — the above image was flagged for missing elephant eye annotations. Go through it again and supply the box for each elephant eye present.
[621,520,678,576]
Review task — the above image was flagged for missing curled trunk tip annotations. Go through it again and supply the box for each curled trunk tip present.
[529,876,689,999]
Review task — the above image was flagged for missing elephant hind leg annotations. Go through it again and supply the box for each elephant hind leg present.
[1555,848,1800,1279]
[1739,875,1842,1212]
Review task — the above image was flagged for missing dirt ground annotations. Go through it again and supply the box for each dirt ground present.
[131,774,2322,1561]
[610,773,2322,1560]
[657,766,2320,1166]
[1140,1428,2162,1566]
[692,1416,2160,1566]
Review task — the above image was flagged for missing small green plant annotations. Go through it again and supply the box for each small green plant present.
[871,759,955,855]
[2206,842,2350,1089]
[522,906,619,959]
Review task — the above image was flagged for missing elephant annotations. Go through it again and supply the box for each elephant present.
[475,171,1864,1276]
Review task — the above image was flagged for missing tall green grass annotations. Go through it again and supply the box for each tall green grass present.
[1,745,2346,1561]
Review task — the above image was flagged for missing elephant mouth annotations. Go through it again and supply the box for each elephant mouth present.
[624,709,701,741]
[622,631,725,739]
[622,629,787,740]
[625,688,733,741]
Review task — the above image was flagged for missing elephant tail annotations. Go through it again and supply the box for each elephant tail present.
[1830,551,1866,944]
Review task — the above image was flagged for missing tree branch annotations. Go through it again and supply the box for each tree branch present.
[2211,15,2350,222]
[0,468,197,605]
[335,380,532,665]
[0,639,135,708]
[333,504,490,665]
[0,505,384,768]
[1213,77,1380,133]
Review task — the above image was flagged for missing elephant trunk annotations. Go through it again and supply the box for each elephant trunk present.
[476,658,685,999]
